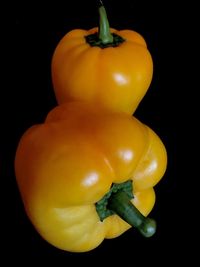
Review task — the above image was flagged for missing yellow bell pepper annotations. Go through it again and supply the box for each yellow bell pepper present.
[51,4,153,114]
[15,102,167,252]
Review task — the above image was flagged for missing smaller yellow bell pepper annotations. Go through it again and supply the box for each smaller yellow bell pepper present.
[51,4,153,114]
[15,102,167,252]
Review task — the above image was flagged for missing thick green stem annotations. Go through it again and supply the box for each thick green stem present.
[98,4,113,44]
[108,191,156,237]
[95,180,156,237]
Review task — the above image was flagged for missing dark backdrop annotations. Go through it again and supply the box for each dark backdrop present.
[3,0,194,264]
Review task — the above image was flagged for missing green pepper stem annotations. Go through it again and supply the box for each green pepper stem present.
[108,191,156,237]
[98,3,113,44]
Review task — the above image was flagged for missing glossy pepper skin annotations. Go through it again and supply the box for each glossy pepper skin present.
[51,5,153,115]
[15,102,167,252]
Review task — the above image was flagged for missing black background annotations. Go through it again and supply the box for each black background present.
[3,0,195,264]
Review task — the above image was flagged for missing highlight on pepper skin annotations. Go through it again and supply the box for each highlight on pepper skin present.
[51,4,153,115]
[15,101,167,252]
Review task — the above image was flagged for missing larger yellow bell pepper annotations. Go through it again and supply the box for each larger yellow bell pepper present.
[15,101,167,252]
